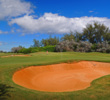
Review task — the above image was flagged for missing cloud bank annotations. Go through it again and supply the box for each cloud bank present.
[1,0,110,34]
[0,0,33,20]
[10,13,110,34]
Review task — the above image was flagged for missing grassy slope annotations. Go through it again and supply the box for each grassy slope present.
[0,52,110,100]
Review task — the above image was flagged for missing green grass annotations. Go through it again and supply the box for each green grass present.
[0,52,110,100]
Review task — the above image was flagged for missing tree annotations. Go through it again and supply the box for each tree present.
[103,32,110,42]
[82,22,110,43]
[11,46,23,53]
[0,51,3,53]
[33,39,40,47]
[41,36,59,46]
[74,32,83,42]
[61,32,75,41]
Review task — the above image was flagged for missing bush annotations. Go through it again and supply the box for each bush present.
[18,48,32,54]
[55,40,92,52]
[91,43,97,51]
[55,40,79,52]
[11,46,23,53]
[93,41,110,53]
[18,46,55,54]
[41,45,55,52]
[18,41,110,53]
[76,41,92,52]
[106,47,110,53]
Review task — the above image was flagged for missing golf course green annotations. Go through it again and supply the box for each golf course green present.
[0,52,110,100]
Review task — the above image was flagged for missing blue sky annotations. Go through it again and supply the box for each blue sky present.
[0,0,110,51]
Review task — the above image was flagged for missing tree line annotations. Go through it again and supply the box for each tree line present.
[11,22,110,53]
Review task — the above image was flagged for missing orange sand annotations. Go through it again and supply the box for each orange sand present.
[12,61,110,92]
[1,55,30,58]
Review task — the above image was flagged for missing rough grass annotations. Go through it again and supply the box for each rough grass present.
[0,52,110,100]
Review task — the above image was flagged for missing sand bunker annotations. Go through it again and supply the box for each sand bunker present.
[1,55,30,58]
[13,61,110,92]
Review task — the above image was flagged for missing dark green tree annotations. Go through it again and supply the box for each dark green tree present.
[61,32,75,41]
[103,32,110,42]
[74,32,83,42]
[41,36,59,46]
[82,22,110,43]
[33,39,40,47]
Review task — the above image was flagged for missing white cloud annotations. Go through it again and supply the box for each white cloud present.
[0,0,33,20]
[9,13,110,34]
[0,30,8,34]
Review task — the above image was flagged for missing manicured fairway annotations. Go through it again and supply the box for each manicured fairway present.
[0,52,110,100]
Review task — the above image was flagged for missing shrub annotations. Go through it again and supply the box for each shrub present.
[11,46,23,53]
[76,41,92,52]
[106,47,110,53]
[41,45,55,52]
[55,40,92,52]
[18,46,55,54]
[18,48,32,54]
[55,40,79,52]
[94,41,110,53]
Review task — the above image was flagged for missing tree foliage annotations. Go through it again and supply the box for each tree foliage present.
[82,22,110,43]
[61,32,75,41]
[41,36,59,46]
[18,46,55,54]
[33,39,40,47]
[11,46,23,53]
[74,32,83,42]
[10,22,110,53]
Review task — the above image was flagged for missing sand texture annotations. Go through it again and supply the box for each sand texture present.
[13,61,110,92]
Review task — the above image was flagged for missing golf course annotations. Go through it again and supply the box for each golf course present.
[0,52,110,100]
[1,0,110,100]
